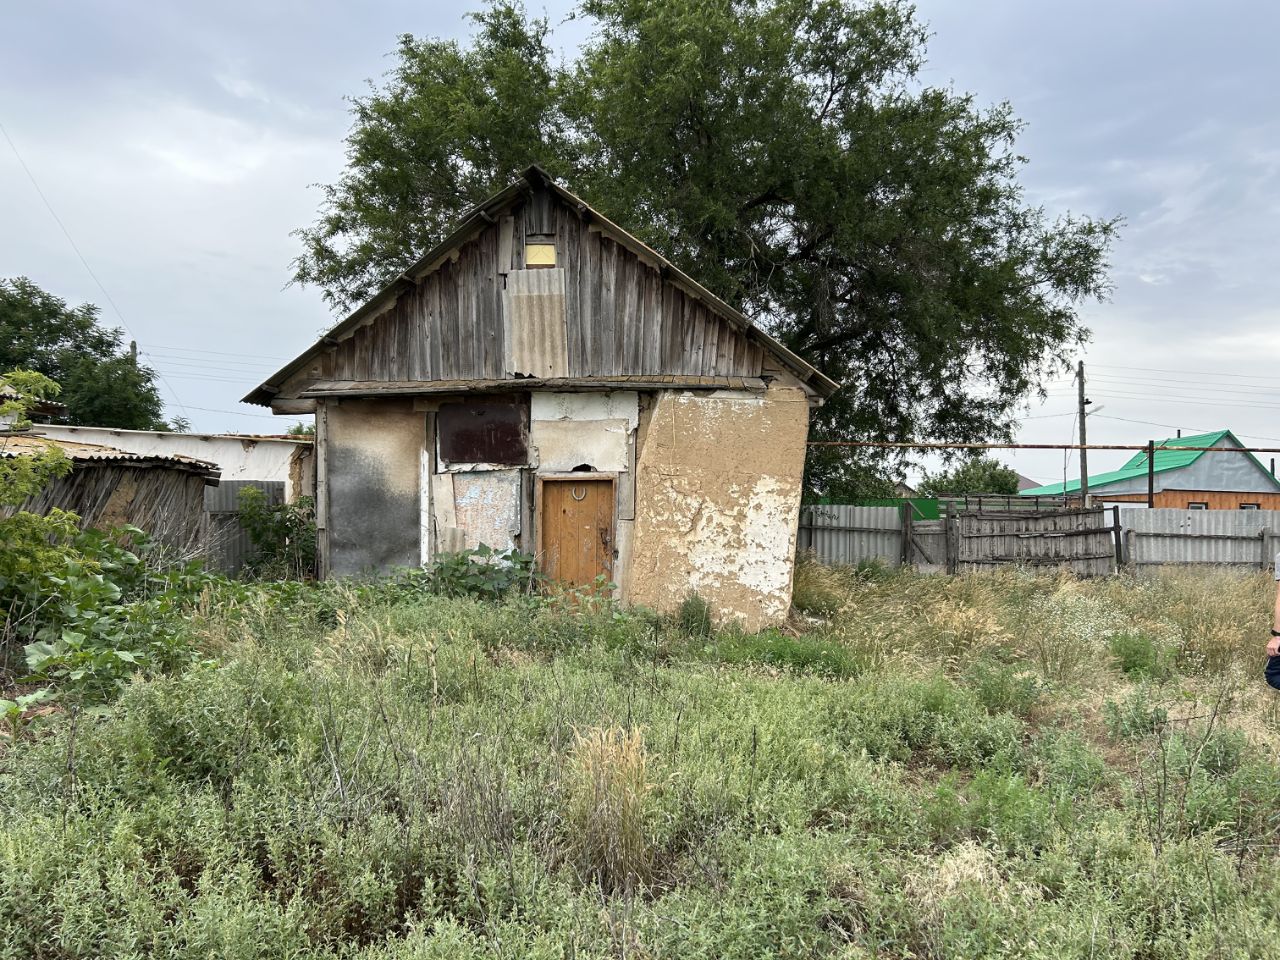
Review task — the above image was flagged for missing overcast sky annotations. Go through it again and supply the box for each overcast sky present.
[3,1,1278,485]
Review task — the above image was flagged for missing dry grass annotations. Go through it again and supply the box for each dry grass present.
[563,725,656,895]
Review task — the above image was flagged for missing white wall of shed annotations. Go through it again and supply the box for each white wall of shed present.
[36,424,310,498]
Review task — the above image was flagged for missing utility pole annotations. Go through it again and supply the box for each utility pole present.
[1077,360,1090,507]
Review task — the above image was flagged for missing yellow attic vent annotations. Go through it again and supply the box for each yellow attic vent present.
[525,242,557,268]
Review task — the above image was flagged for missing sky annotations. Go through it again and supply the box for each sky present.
[3,1,1279,486]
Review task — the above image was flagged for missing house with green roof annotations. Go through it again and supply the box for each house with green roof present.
[1020,430,1280,510]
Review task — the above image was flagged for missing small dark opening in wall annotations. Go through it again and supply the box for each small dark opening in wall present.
[571,463,594,472]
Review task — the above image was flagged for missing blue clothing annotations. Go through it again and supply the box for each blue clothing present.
[1267,655,1280,691]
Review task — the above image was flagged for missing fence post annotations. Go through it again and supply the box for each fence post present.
[1111,505,1123,570]
[1124,529,1136,569]
[945,505,959,574]
[1261,528,1269,571]
[900,505,913,568]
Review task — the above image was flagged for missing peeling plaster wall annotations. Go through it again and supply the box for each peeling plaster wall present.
[625,385,809,630]
[453,469,522,551]
[326,398,423,576]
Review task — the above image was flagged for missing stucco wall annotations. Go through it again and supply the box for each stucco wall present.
[625,384,809,630]
[325,398,423,576]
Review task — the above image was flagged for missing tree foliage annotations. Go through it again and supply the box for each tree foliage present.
[918,455,1021,497]
[0,370,71,507]
[291,0,1119,491]
[0,277,169,430]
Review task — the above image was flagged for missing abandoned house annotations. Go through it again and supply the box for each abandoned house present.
[245,167,838,629]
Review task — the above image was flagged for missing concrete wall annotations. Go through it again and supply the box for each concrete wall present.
[625,384,810,631]
[36,424,314,500]
[325,398,423,576]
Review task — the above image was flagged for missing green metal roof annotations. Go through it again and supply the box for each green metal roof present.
[1020,429,1280,496]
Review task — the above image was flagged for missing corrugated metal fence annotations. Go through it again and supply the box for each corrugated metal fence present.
[1124,509,1280,568]
[203,480,284,574]
[799,504,1280,573]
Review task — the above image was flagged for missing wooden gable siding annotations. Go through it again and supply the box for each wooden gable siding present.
[303,190,765,391]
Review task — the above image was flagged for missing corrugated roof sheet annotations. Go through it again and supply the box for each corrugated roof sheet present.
[0,433,220,480]
[1021,429,1278,496]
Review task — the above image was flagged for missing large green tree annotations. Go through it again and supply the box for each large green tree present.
[292,0,1118,494]
[918,455,1021,497]
[0,277,168,430]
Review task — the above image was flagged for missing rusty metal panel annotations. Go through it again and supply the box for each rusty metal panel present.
[505,267,568,378]
[453,469,522,551]
[437,398,528,466]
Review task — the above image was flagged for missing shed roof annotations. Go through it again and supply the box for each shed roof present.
[244,166,838,406]
[1020,429,1280,496]
[1,433,221,482]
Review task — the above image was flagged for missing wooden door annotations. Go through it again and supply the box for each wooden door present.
[540,478,614,587]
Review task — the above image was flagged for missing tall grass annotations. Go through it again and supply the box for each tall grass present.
[2,566,1280,957]
[564,725,655,894]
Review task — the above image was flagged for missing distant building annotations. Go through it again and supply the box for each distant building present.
[1020,429,1280,509]
[1015,472,1040,493]
[34,424,314,501]
[0,433,219,553]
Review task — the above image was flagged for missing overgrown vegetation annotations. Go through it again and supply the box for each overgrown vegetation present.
[237,486,318,580]
[4,553,1280,956]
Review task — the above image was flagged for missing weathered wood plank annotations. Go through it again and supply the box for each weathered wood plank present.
[596,237,618,374]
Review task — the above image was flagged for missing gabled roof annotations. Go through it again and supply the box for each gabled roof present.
[1021,429,1280,496]
[244,166,838,406]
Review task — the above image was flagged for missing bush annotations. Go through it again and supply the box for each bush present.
[1109,633,1173,681]
[237,487,316,580]
[1104,686,1169,740]
[676,592,713,638]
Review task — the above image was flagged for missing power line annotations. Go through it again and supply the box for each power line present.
[183,404,309,420]
[147,343,294,363]
[1087,373,1280,399]
[1092,363,1280,383]
[1087,390,1280,411]
[1089,414,1280,446]
[0,117,191,419]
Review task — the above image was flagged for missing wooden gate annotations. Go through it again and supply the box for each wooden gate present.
[538,476,615,587]
[952,506,1119,576]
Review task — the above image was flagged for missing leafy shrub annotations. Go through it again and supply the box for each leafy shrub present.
[425,544,541,600]
[701,629,864,678]
[963,658,1043,717]
[927,770,1067,854]
[1104,686,1169,740]
[1109,633,1173,681]
[5,523,221,701]
[237,486,316,579]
